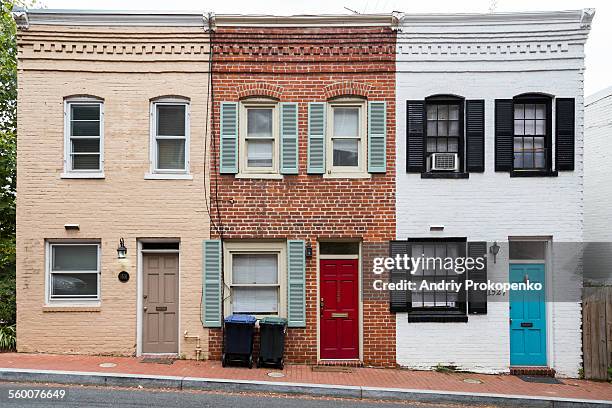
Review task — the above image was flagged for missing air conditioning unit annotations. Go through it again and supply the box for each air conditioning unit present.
[428,153,459,172]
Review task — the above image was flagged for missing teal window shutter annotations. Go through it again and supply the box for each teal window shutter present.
[307,102,325,174]
[280,103,299,174]
[202,240,222,328]
[368,101,387,173]
[220,102,238,174]
[287,240,306,327]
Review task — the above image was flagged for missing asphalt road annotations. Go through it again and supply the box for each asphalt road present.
[0,382,487,408]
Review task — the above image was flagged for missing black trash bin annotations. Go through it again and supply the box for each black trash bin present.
[257,317,287,369]
[222,314,256,368]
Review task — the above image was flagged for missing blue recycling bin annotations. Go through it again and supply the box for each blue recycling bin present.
[222,314,256,368]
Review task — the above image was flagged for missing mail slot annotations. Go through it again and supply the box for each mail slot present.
[520,322,533,328]
[331,312,348,318]
[156,306,167,312]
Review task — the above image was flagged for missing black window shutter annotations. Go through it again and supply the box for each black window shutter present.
[467,241,487,314]
[466,100,485,172]
[406,101,425,173]
[494,99,513,172]
[389,241,410,312]
[556,98,575,171]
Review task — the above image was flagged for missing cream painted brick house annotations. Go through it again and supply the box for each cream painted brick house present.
[14,10,211,358]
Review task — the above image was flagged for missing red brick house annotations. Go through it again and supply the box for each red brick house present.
[202,15,398,366]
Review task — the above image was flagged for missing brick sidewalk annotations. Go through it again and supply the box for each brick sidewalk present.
[0,353,610,402]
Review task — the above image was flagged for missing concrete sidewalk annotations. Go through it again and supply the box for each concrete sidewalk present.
[0,353,610,407]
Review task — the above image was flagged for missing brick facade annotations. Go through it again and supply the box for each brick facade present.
[209,26,397,366]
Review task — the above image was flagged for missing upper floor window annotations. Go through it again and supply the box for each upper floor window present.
[513,97,551,171]
[149,98,190,178]
[326,99,367,176]
[47,242,100,303]
[63,97,104,177]
[239,100,279,175]
[424,96,463,173]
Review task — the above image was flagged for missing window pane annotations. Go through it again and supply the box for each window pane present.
[514,104,524,119]
[426,138,437,153]
[437,121,448,137]
[71,104,99,121]
[232,254,278,284]
[72,138,99,153]
[525,104,535,119]
[535,104,546,119]
[535,152,545,169]
[72,154,100,170]
[535,120,545,135]
[524,120,535,135]
[157,139,185,169]
[426,105,437,120]
[52,245,98,271]
[319,242,359,255]
[247,109,273,138]
[427,121,437,136]
[514,152,524,169]
[157,105,186,136]
[514,120,524,136]
[233,287,278,314]
[448,105,459,120]
[448,120,459,136]
[333,107,359,137]
[523,152,534,169]
[333,139,358,167]
[51,273,98,298]
[447,137,458,153]
[437,105,448,120]
[436,138,448,152]
[509,241,546,260]
[247,140,273,168]
[71,121,100,137]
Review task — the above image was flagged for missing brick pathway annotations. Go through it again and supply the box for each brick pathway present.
[0,353,610,402]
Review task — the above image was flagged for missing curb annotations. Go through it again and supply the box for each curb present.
[0,368,610,408]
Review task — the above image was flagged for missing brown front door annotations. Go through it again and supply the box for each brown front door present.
[143,253,179,353]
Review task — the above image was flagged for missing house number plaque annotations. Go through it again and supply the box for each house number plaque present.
[118,271,130,283]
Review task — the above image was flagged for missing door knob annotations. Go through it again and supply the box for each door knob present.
[143,306,148,311]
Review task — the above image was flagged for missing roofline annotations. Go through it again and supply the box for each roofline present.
[12,8,209,28]
[399,9,595,28]
[213,14,399,27]
[586,85,612,107]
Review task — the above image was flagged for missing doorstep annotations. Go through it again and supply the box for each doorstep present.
[315,359,363,367]
[510,366,556,377]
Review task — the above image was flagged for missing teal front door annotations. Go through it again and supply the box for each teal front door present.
[509,263,547,366]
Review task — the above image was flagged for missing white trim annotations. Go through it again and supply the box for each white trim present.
[325,100,368,178]
[136,241,143,357]
[45,241,101,305]
[149,100,191,176]
[398,9,587,25]
[238,100,280,177]
[319,254,359,259]
[214,14,398,28]
[63,98,104,178]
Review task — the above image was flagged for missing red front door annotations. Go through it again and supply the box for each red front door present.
[320,259,359,359]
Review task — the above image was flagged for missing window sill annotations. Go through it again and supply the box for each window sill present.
[510,170,558,178]
[421,172,469,179]
[408,313,468,323]
[61,173,105,179]
[235,173,283,180]
[43,305,101,312]
[144,173,193,180]
[323,173,371,179]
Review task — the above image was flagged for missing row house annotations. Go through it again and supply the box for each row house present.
[14,8,592,375]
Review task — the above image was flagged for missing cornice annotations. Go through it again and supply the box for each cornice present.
[214,14,398,28]
[398,9,590,26]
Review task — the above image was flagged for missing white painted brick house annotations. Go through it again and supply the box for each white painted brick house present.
[393,10,594,377]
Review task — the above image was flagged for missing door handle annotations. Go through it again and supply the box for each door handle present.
[320,298,325,315]
[143,306,148,311]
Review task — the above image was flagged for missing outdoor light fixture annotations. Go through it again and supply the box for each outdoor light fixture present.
[117,238,127,259]
[489,241,500,264]
[305,242,313,258]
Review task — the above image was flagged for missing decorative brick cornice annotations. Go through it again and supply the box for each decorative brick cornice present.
[237,83,283,100]
[324,81,373,99]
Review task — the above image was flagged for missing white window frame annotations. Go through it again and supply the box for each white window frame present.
[325,99,368,178]
[223,241,287,318]
[45,241,101,305]
[238,99,280,178]
[62,97,104,179]
[147,98,191,179]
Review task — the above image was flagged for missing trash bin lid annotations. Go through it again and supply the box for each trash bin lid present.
[224,314,256,324]
[260,316,287,326]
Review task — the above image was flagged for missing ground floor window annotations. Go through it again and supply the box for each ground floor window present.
[47,242,100,302]
[224,242,286,317]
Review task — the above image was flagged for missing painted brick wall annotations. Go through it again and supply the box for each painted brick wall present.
[16,25,211,359]
[209,26,397,366]
[395,14,589,377]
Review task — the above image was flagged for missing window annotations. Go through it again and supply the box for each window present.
[408,239,467,322]
[47,243,100,302]
[424,97,463,172]
[224,242,286,317]
[327,100,366,175]
[64,98,103,176]
[150,99,190,175]
[239,101,279,175]
[513,97,551,171]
